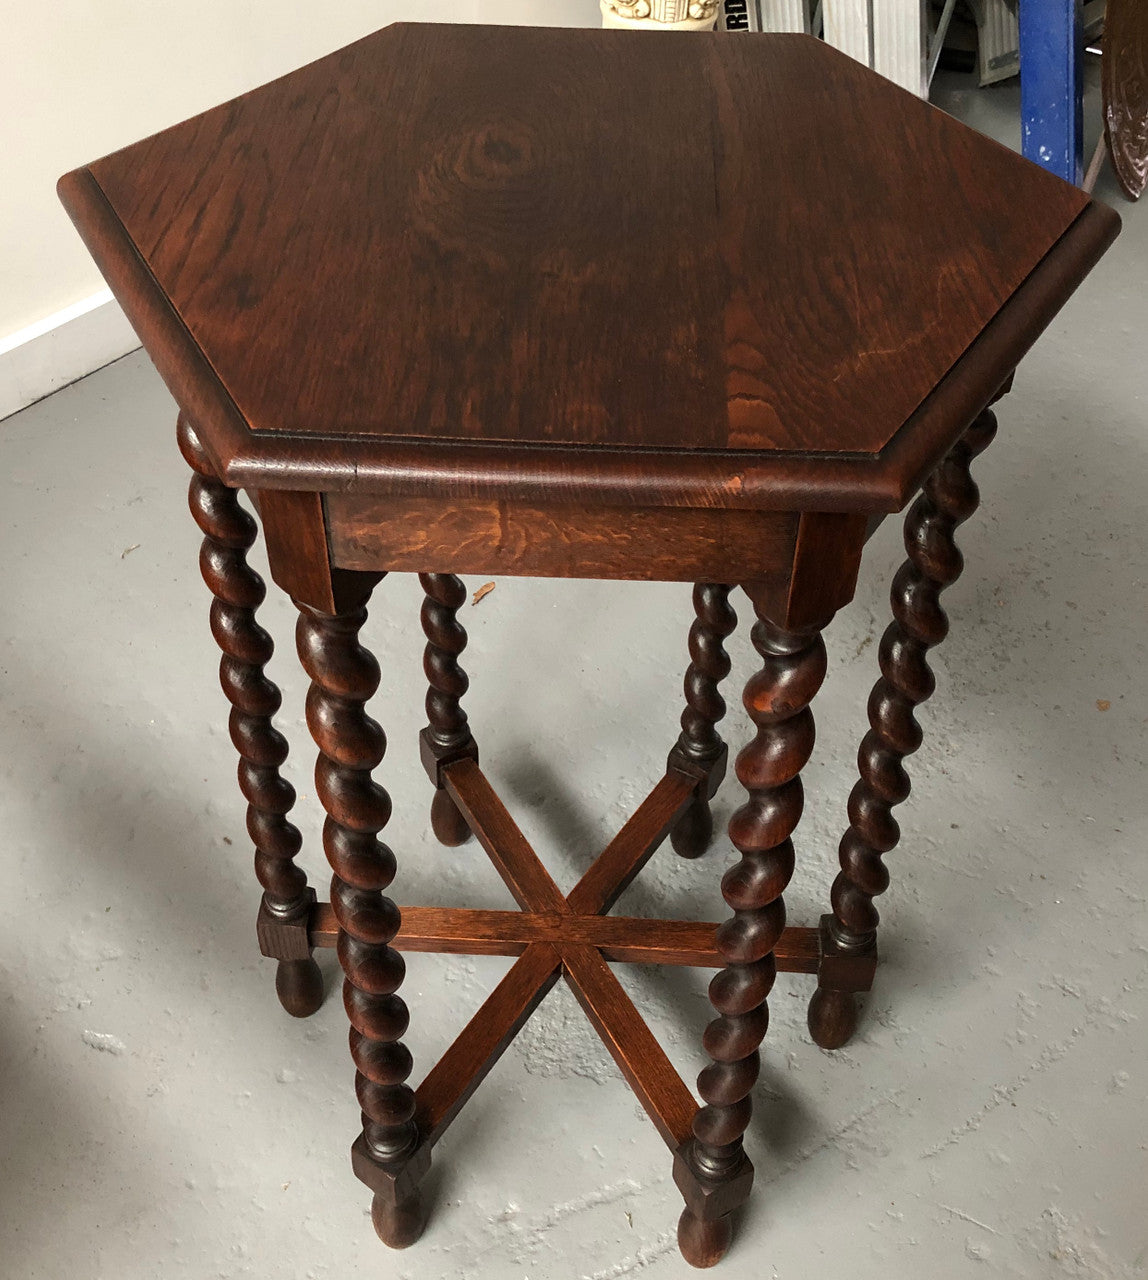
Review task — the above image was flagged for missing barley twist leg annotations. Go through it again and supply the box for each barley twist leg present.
[669,584,737,860]
[296,599,426,1246]
[418,573,476,846]
[678,594,829,1267]
[808,409,998,1049]
[177,413,323,1018]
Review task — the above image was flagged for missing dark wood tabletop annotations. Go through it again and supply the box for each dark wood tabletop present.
[60,24,1118,510]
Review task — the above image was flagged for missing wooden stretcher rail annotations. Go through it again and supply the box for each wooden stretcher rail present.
[563,943,698,1149]
[444,757,567,913]
[416,942,563,1146]
[310,904,821,972]
[565,768,698,915]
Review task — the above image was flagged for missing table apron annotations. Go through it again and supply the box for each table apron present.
[323,492,800,582]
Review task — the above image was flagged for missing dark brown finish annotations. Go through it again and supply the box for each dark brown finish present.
[808,409,998,1050]
[58,151,1118,512]
[756,511,869,631]
[814,914,880,994]
[77,27,1084,457]
[669,584,737,860]
[259,737,863,1259]
[309,903,822,971]
[1104,0,1148,200]
[58,18,1121,1273]
[318,752,783,1235]
[351,1137,431,1251]
[286,754,726,1237]
[416,943,563,1144]
[679,594,831,1263]
[676,1204,735,1270]
[177,413,323,1018]
[58,29,1118,517]
[445,758,568,913]
[295,598,426,1245]
[257,489,378,615]
[566,771,698,914]
[563,944,697,1148]
[327,494,798,582]
[418,573,476,846]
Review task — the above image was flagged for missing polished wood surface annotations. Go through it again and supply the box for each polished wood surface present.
[74,27,1091,456]
[177,414,324,1018]
[56,19,1123,1272]
[418,573,476,846]
[295,598,422,1221]
[58,26,1118,514]
[310,902,822,971]
[808,408,999,1050]
[669,584,737,861]
[680,600,831,1261]
[326,494,797,582]
[415,943,562,1145]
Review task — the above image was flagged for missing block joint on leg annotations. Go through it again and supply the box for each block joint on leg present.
[256,886,317,961]
[674,1142,753,1269]
[666,739,728,802]
[352,1134,432,1250]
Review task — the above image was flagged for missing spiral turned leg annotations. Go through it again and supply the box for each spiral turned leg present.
[176,414,323,1018]
[418,573,477,847]
[808,408,999,1051]
[677,600,829,1267]
[295,599,426,1246]
[669,584,737,860]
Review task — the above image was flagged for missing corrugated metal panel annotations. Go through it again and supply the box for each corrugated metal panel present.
[977,0,1020,85]
[760,0,810,32]
[823,0,871,63]
[873,0,928,94]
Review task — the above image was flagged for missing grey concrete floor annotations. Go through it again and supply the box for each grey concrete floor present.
[2,67,1146,1280]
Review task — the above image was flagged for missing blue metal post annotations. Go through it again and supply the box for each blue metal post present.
[1019,0,1084,184]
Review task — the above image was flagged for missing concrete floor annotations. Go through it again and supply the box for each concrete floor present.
[2,68,1146,1280]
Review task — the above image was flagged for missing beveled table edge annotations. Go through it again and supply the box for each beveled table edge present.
[58,166,1119,514]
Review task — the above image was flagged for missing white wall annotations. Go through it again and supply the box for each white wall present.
[0,0,598,396]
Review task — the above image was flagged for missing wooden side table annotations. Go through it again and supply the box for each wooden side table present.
[59,24,1119,1269]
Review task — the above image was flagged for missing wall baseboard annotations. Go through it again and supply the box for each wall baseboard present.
[0,291,141,422]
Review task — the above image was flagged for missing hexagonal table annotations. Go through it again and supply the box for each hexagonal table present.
[60,23,1118,1269]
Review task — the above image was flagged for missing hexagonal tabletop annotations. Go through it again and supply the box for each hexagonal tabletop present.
[60,24,1118,511]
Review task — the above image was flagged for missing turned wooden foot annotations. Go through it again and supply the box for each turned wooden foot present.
[677,1207,733,1269]
[371,1190,426,1249]
[274,957,325,1018]
[419,572,477,846]
[809,408,998,1046]
[430,786,471,846]
[669,584,736,860]
[670,794,715,861]
[807,987,858,1051]
[178,413,325,1018]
